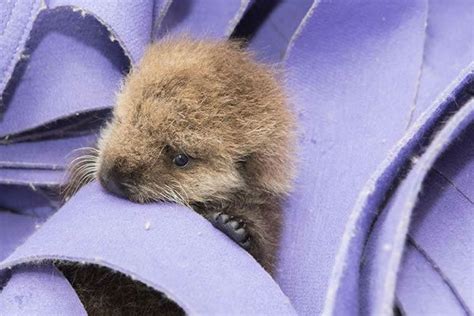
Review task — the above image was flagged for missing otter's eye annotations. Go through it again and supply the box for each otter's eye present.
[173,154,189,167]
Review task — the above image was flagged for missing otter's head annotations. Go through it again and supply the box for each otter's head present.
[94,37,294,205]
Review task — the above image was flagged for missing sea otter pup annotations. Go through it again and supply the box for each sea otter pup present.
[63,36,295,313]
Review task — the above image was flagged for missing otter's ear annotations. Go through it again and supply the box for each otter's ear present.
[242,150,294,196]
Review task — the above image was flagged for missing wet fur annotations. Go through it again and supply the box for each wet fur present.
[63,36,295,314]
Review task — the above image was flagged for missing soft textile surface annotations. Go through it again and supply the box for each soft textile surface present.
[0,212,38,261]
[0,264,86,315]
[280,1,427,313]
[0,185,57,218]
[0,182,296,315]
[156,0,251,39]
[400,170,473,313]
[0,134,96,168]
[360,99,474,315]
[396,242,467,315]
[0,6,128,140]
[0,0,473,315]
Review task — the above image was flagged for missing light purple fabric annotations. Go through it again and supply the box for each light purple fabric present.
[47,0,154,63]
[396,242,466,315]
[0,264,86,315]
[0,184,57,219]
[0,168,63,186]
[317,0,474,312]
[0,211,38,261]
[157,0,251,39]
[242,0,314,62]
[360,99,474,315]
[409,149,474,312]
[325,67,473,316]
[0,210,38,293]
[0,0,43,98]
[0,182,296,315]
[408,0,474,126]
[432,121,474,203]
[278,1,428,314]
[0,7,128,139]
[0,134,96,169]
[1,0,473,315]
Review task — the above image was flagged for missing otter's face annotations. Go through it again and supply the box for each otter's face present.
[97,123,244,205]
[96,66,246,205]
[90,38,293,205]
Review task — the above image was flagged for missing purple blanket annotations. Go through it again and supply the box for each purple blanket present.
[1,1,473,315]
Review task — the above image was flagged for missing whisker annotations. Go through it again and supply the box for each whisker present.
[62,147,99,201]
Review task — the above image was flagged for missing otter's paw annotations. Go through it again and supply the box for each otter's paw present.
[210,212,251,250]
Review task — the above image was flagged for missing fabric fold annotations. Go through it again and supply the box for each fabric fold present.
[360,98,474,315]
[0,264,87,315]
[46,0,155,63]
[0,0,43,99]
[408,0,474,126]
[0,182,296,315]
[0,7,129,140]
[0,134,96,169]
[277,1,429,314]
[326,64,473,316]
[0,211,38,261]
[0,168,64,186]
[396,242,466,315]
[156,0,251,39]
[407,147,474,313]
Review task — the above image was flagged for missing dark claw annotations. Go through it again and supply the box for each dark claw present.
[212,212,221,221]
[213,212,230,224]
[229,219,243,230]
[220,213,230,224]
[240,236,251,249]
[209,212,251,250]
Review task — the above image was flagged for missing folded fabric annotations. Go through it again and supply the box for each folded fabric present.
[278,1,428,314]
[0,0,43,99]
[0,168,64,186]
[408,0,474,124]
[1,0,473,315]
[0,6,128,140]
[360,98,474,315]
[0,182,296,315]
[0,264,86,315]
[1,0,250,140]
[0,184,57,219]
[0,134,96,169]
[433,119,474,201]
[0,211,38,261]
[406,137,474,313]
[234,0,314,62]
[156,0,250,39]
[396,242,467,315]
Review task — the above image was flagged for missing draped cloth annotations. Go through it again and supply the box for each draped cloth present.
[1,1,472,315]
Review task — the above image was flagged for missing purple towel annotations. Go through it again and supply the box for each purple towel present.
[1,1,473,315]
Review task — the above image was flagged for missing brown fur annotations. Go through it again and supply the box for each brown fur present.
[63,36,295,314]
[60,263,184,316]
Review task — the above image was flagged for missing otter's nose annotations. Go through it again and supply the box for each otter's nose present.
[98,164,127,198]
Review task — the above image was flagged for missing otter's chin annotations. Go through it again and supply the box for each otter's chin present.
[123,192,173,205]
[121,191,158,204]
[97,180,140,203]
